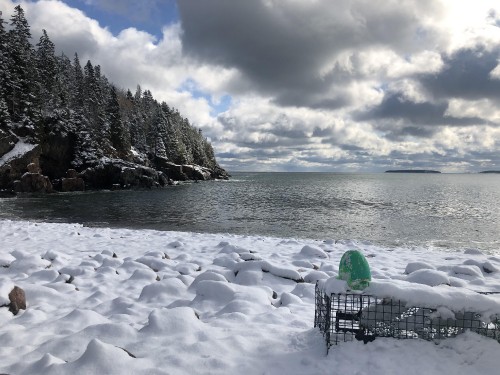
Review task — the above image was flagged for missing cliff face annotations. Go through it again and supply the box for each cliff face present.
[0,131,229,194]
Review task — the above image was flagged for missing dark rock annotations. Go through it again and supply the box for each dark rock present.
[8,286,26,315]
[0,144,42,190]
[14,172,54,193]
[182,165,211,180]
[51,178,62,191]
[66,169,78,178]
[27,162,40,173]
[39,129,76,180]
[152,156,188,181]
[61,177,85,192]
[158,172,169,187]
[211,165,230,180]
[0,190,16,198]
[81,159,161,190]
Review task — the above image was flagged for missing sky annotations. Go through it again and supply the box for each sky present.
[0,0,499,172]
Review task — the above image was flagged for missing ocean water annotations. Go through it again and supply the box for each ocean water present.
[0,172,499,251]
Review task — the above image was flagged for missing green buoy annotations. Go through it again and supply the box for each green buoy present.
[338,250,371,290]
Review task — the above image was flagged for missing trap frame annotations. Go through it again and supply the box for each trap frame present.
[314,283,500,349]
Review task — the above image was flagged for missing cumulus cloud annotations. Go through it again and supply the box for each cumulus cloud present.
[0,0,499,172]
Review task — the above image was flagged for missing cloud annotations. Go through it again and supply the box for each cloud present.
[419,47,500,101]
[178,0,444,108]
[0,0,499,172]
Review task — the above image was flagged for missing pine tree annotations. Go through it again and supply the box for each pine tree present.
[108,85,130,156]
[0,13,11,130]
[6,5,39,131]
[36,29,57,115]
[0,96,11,130]
[71,53,84,109]
[53,53,72,112]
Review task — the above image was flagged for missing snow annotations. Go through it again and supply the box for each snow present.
[0,141,37,167]
[1,219,500,374]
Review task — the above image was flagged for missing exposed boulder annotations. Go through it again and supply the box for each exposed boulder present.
[1,281,26,316]
[8,286,26,315]
[13,171,54,193]
[39,128,76,180]
[182,164,211,181]
[27,162,41,173]
[0,144,41,189]
[81,159,161,189]
[60,169,85,192]
[211,165,230,180]
[61,177,85,192]
[152,156,188,181]
[67,169,78,178]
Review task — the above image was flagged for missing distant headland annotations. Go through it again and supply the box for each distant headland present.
[385,170,441,174]
[479,171,500,174]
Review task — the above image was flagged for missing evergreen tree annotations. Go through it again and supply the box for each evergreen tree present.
[0,96,11,130]
[71,53,84,109]
[6,5,39,130]
[36,29,57,115]
[53,53,72,111]
[108,85,130,156]
[0,13,11,130]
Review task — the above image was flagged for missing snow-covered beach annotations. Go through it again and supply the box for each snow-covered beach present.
[1,219,500,374]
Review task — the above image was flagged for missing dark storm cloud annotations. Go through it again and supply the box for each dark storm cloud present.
[419,47,500,100]
[356,92,491,136]
[177,0,438,108]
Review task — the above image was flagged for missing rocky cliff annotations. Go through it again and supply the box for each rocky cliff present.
[0,131,229,194]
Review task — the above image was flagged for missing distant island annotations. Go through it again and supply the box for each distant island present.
[385,170,441,174]
[479,171,500,174]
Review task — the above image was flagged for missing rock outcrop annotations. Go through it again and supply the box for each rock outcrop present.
[13,171,54,193]
[0,144,41,190]
[61,169,85,192]
[0,133,229,194]
[81,159,164,190]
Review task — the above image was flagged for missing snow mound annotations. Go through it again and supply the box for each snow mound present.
[0,278,14,305]
[406,269,450,286]
[303,270,329,283]
[452,265,484,278]
[405,261,436,274]
[299,245,328,259]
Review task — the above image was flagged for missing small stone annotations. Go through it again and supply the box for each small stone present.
[8,286,26,315]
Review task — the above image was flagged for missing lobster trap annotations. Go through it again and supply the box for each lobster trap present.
[314,283,500,349]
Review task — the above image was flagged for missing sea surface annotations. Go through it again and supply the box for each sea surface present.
[1,172,499,251]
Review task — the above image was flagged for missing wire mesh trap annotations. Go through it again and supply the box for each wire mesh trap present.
[314,283,500,349]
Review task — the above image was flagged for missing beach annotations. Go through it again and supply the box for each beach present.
[1,219,500,374]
